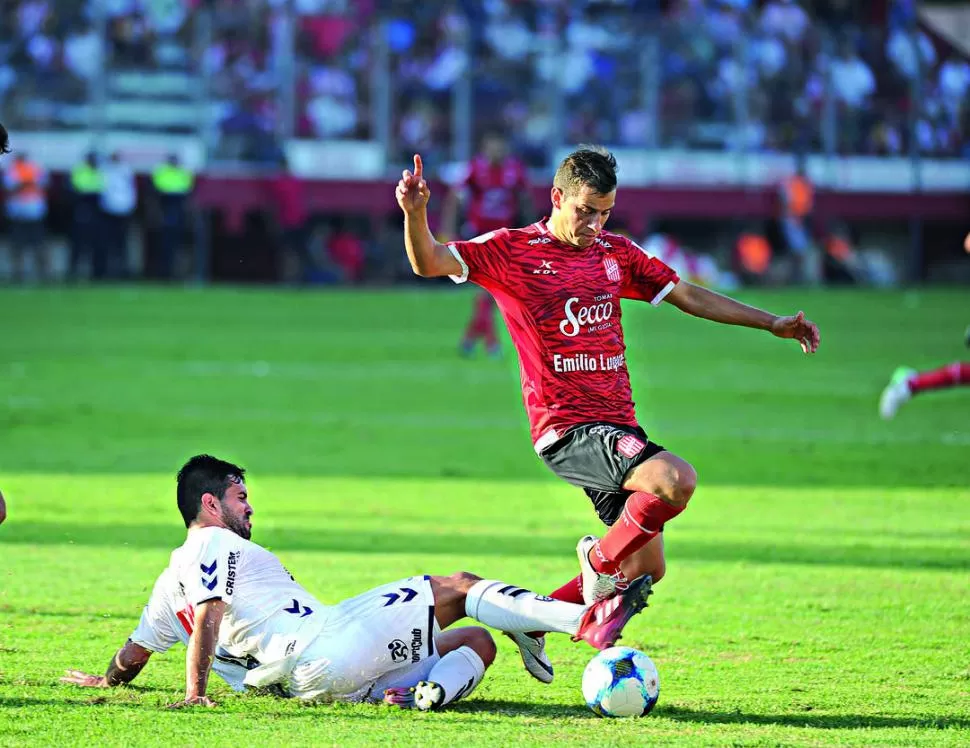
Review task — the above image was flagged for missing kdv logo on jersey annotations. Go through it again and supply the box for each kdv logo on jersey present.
[200,559,218,591]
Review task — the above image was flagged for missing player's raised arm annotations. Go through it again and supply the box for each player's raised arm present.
[169,599,225,708]
[664,281,820,354]
[61,640,154,688]
[396,154,463,278]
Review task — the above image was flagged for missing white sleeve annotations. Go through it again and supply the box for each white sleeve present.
[129,571,183,653]
[180,530,242,607]
[447,243,470,284]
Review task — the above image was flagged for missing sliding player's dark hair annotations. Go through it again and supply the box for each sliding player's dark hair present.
[0,123,10,155]
[176,454,246,528]
[553,145,618,197]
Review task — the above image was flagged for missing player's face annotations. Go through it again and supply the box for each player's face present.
[218,479,253,540]
[483,136,507,163]
[552,186,616,248]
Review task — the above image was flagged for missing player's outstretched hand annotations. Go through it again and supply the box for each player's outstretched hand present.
[771,311,820,353]
[60,669,109,688]
[395,154,431,215]
[167,695,217,709]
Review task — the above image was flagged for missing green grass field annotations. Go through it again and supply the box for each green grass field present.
[0,286,968,747]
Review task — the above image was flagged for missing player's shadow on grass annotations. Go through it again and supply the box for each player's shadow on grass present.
[0,695,150,710]
[660,705,970,731]
[447,698,593,719]
[7,522,969,571]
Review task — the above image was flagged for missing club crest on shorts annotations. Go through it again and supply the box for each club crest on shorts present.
[387,639,408,663]
[617,434,646,458]
[604,256,621,282]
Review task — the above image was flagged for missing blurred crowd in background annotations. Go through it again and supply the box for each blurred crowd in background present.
[2,0,968,160]
[0,0,967,286]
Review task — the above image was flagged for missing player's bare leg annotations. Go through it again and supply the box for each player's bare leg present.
[620,533,666,585]
[623,451,697,507]
[434,627,497,664]
[578,452,695,603]
[427,571,481,629]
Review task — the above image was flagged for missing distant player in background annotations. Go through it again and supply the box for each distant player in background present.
[64,455,650,710]
[879,361,970,419]
[3,151,49,282]
[440,132,533,358]
[397,146,820,683]
[879,231,970,419]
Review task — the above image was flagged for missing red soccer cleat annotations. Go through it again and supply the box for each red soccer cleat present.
[574,574,653,650]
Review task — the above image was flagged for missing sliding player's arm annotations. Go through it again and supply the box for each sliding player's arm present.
[169,530,242,708]
[61,640,153,688]
[396,154,463,278]
[62,567,183,689]
[169,598,224,708]
[664,282,820,353]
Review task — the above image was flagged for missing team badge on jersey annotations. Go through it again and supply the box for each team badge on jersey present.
[617,434,646,459]
[388,639,408,663]
[604,256,622,282]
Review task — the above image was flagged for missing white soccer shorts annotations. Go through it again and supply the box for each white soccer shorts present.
[287,575,440,701]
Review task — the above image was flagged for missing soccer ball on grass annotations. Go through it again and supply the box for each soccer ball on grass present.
[581,646,659,718]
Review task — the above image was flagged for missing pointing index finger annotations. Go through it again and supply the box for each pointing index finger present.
[413,154,423,179]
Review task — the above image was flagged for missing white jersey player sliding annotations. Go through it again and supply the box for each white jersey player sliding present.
[62,455,652,710]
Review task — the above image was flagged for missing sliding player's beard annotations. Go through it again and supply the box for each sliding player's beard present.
[224,512,252,540]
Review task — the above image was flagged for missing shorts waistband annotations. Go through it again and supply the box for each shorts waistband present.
[533,428,562,454]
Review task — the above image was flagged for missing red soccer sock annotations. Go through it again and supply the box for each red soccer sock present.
[483,323,499,348]
[909,362,970,395]
[548,574,584,604]
[589,492,685,576]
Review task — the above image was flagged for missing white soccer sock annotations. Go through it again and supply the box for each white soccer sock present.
[465,580,585,636]
[428,646,485,707]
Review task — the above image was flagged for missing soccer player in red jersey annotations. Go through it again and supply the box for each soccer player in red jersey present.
[396,146,821,683]
[440,133,533,358]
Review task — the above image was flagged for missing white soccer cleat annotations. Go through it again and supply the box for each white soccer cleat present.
[383,680,445,711]
[505,631,554,684]
[879,367,915,420]
[577,535,628,605]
